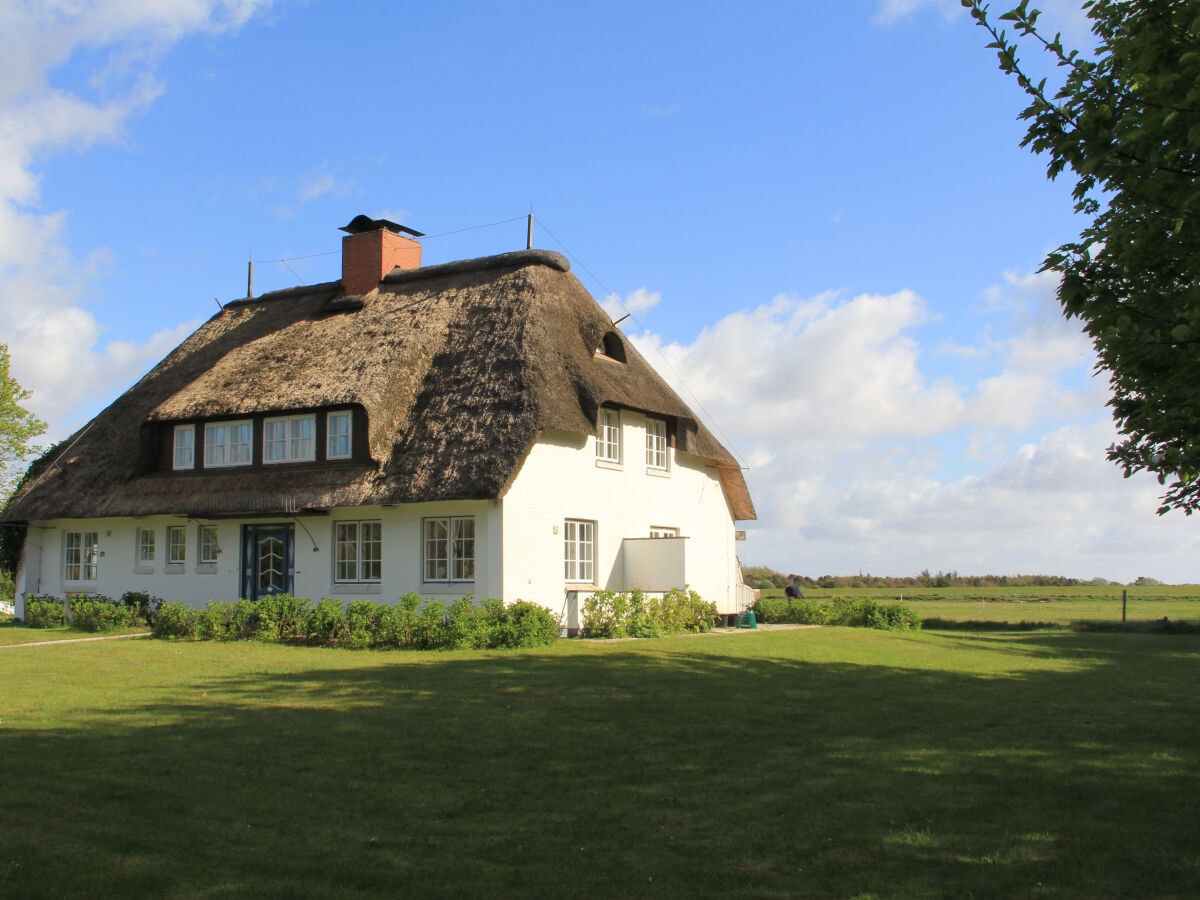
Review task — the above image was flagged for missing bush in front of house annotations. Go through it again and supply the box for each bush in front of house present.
[581,587,718,639]
[750,594,921,632]
[69,594,138,632]
[149,593,560,650]
[23,595,68,628]
[151,601,198,640]
[119,591,163,627]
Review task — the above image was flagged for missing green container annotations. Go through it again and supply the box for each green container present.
[738,610,757,629]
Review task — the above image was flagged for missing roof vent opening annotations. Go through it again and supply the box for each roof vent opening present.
[339,215,425,296]
[597,331,627,364]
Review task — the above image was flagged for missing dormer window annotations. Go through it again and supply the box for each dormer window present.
[327,411,353,459]
[205,421,252,467]
[173,425,195,470]
[597,332,627,363]
[264,415,316,464]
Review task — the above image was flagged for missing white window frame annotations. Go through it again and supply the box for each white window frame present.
[646,418,668,471]
[173,425,195,470]
[334,520,382,584]
[649,526,679,538]
[166,525,187,570]
[564,519,596,583]
[135,527,156,574]
[596,409,621,464]
[198,525,220,568]
[264,414,316,464]
[327,411,353,460]
[204,420,253,468]
[63,530,99,583]
[423,516,476,583]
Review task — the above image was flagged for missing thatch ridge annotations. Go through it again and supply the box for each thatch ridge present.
[3,248,754,523]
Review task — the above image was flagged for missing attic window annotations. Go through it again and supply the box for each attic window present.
[597,332,627,364]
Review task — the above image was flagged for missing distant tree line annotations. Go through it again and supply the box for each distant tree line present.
[740,566,1163,591]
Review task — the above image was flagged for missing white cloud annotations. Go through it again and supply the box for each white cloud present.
[0,0,275,438]
[873,0,959,25]
[874,0,1093,42]
[626,274,1198,583]
[602,287,661,323]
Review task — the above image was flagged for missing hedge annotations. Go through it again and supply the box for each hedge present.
[150,593,561,650]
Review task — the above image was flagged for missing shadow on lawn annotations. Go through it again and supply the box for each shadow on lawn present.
[2,634,1198,898]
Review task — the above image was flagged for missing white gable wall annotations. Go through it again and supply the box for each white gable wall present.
[499,415,743,626]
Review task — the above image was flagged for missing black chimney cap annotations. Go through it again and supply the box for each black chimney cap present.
[339,215,424,238]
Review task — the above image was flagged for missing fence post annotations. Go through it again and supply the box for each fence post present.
[1122,588,1127,623]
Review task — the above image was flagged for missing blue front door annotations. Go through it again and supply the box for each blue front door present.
[242,525,295,600]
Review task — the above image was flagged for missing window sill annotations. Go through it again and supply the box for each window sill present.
[595,460,623,471]
[165,564,185,575]
[332,582,382,595]
[134,566,154,575]
[646,467,670,478]
[565,583,600,592]
[195,564,218,575]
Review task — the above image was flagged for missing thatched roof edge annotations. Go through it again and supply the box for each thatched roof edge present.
[381,249,569,286]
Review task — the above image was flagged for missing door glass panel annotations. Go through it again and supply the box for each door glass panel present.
[257,536,285,594]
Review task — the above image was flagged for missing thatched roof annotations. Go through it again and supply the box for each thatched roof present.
[3,249,754,522]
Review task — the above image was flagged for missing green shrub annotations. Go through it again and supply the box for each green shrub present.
[119,591,163,626]
[751,595,917,631]
[416,599,450,649]
[582,587,716,639]
[70,595,135,632]
[582,590,627,639]
[878,601,922,631]
[151,602,198,640]
[826,596,879,628]
[479,598,561,648]
[373,593,423,649]
[306,598,348,645]
[145,593,561,651]
[662,587,718,633]
[344,599,382,649]
[255,593,311,642]
[24,595,67,628]
[196,600,258,641]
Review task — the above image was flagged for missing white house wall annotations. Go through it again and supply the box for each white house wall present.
[12,419,745,624]
[499,416,742,624]
[14,501,500,617]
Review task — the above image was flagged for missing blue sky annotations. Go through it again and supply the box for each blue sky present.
[2,0,1197,582]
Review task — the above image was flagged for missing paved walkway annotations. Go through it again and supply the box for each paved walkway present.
[0,631,151,649]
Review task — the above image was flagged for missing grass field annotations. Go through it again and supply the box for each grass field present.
[2,627,1198,897]
[761,585,1200,628]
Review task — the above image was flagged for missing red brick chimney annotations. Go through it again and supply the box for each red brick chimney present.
[339,215,424,295]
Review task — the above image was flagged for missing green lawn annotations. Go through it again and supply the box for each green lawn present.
[762,585,1200,627]
[2,628,1198,897]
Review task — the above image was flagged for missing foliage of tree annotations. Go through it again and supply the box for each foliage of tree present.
[741,564,1109,589]
[962,0,1200,513]
[0,342,47,503]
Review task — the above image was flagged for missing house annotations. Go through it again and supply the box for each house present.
[2,216,756,631]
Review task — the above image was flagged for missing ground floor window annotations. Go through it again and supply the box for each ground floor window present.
[136,527,156,565]
[166,525,187,566]
[423,517,475,582]
[649,526,679,538]
[199,526,220,565]
[335,521,381,583]
[564,519,595,583]
[63,530,99,582]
